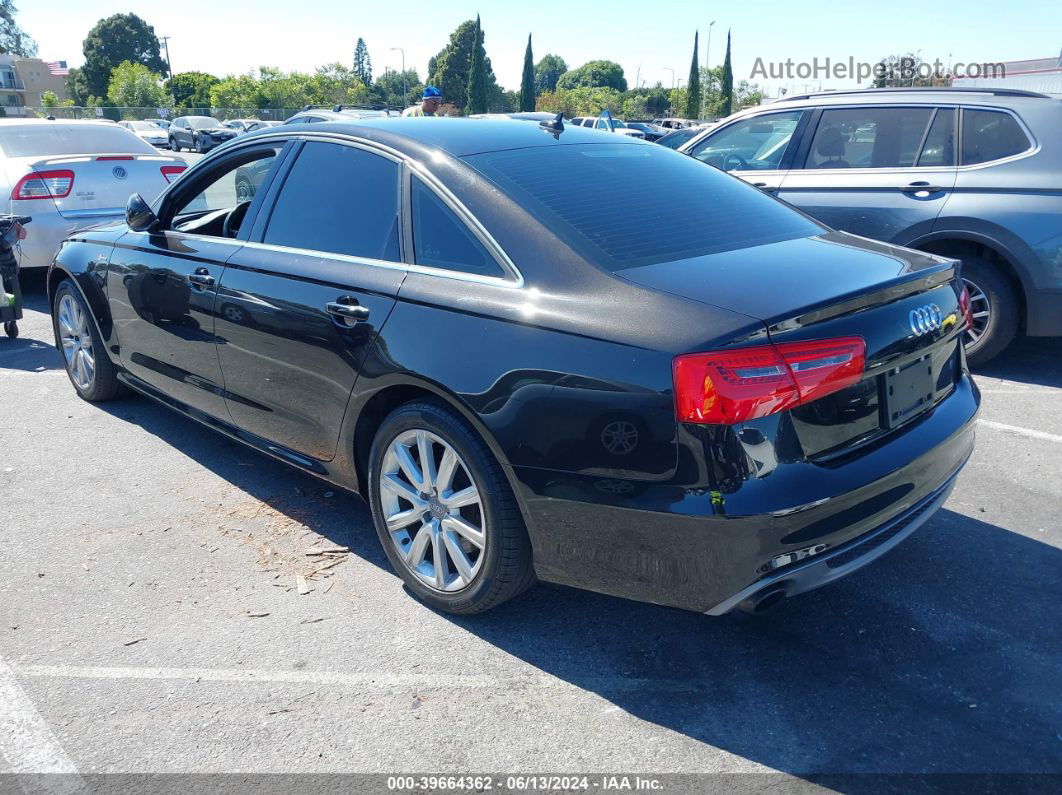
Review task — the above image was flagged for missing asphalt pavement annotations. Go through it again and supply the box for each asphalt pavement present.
[1,269,1060,786]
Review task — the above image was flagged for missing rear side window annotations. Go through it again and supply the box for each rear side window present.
[917,108,956,166]
[804,107,933,169]
[961,109,1031,165]
[411,178,503,278]
[264,142,400,261]
[466,143,822,271]
[0,124,157,157]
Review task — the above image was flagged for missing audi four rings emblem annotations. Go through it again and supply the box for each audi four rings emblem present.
[909,304,943,336]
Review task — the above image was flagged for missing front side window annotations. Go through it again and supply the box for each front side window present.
[961,109,1031,165]
[171,147,282,235]
[804,107,933,169]
[689,111,803,172]
[411,178,503,278]
[263,142,400,261]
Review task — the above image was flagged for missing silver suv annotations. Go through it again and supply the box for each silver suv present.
[680,87,1062,364]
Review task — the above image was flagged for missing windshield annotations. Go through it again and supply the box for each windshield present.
[0,124,157,157]
[467,143,822,271]
[128,121,161,131]
[186,117,223,129]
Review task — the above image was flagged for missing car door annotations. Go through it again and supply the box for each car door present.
[216,139,405,461]
[685,109,808,192]
[106,141,288,419]
[172,119,188,148]
[776,105,959,244]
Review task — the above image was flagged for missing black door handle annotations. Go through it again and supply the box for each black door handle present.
[326,300,370,322]
[900,182,944,193]
[188,270,215,287]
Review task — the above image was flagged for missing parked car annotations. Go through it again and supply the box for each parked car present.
[655,126,706,149]
[222,119,262,135]
[245,120,282,132]
[1,118,185,269]
[653,117,700,129]
[144,118,171,130]
[168,116,239,153]
[48,118,978,617]
[284,105,397,125]
[623,121,665,141]
[679,87,1062,364]
[118,120,168,147]
[569,116,645,138]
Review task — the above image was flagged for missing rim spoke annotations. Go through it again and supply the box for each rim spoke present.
[381,473,422,506]
[81,349,95,381]
[406,524,432,567]
[60,338,76,357]
[442,514,485,550]
[443,485,479,510]
[394,443,425,492]
[435,447,458,493]
[58,312,74,337]
[386,506,423,532]
[417,431,437,489]
[443,530,474,582]
[971,311,989,319]
[431,523,447,589]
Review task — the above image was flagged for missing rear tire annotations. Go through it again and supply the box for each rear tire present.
[961,257,1018,367]
[52,279,120,402]
[367,401,535,615]
[169,137,180,152]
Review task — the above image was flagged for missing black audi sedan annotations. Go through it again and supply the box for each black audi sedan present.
[48,118,979,616]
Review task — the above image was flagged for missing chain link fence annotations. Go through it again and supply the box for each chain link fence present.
[22,107,304,122]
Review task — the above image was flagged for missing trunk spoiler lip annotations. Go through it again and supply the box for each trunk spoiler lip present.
[22,152,183,168]
[764,259,960,334]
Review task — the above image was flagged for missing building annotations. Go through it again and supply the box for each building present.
[952,51,1062,94]
[0,55,70,115]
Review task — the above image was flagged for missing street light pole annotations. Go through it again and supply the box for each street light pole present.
[702,20,715,120]
[391,47,407,108]
[665,67,675,88]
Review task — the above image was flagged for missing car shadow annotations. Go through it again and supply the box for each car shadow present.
[973,337,1062,389]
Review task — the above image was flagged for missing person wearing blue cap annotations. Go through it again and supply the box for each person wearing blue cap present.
[402,86,442,117]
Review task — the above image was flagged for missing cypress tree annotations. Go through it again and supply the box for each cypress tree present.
[519,34,536,112]
[720,31,734,117]
[465,15,488,114]
[684,30,701,119]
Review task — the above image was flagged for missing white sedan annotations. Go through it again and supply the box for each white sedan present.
[2,119,187,269]
[118,120,169,147]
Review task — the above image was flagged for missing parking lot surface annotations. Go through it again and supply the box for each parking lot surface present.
[1,272,1060,781]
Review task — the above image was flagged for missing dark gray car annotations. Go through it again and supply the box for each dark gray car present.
[680,88,1062,364]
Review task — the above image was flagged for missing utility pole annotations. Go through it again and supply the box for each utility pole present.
[159,35,173,78]
[391,47,407,108]
[702,20,715,120]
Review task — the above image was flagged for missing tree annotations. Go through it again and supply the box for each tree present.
[40,91,59,108]
[536,86,623,118]
[534,54,567,94]
[309,63,370,105]
[65,68,90,105]
[430,18,501,112]
[519,34,535,112]
[719,31,733,118]
[82,14,168,100]
[0,1,36,56]
[465,15,488,115]
[167,71,218,110]
[556,60,627,92]
[353,37,372,86]
[107,61,171,109]
[210,73,262,109]
[372,68,421,108]
[684,31,701,119]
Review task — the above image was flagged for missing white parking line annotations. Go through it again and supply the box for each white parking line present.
[978,419,1062,445]
[0,655,80,777]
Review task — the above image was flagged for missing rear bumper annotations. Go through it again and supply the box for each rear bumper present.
[16,211,123,269]
[512,373,979,613]
[704,468,960,615]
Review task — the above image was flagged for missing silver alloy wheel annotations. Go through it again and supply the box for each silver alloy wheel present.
[963,277,991,348]
[57,294,95,390]
[379,429,486,593]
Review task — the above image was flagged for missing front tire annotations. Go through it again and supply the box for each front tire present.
[961,257,1018,367]
[52,279,120,402]
[194,134,206,154]
[169,136,181,152]
[368,401,535,614]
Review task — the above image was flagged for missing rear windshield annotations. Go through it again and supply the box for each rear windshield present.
[465,143,822,270]
[0,124,157,157]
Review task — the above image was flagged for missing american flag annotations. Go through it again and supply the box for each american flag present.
[47,61,69,77]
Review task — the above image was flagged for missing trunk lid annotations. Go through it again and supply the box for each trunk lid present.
[621,231,967,457]
[9,153,184,221]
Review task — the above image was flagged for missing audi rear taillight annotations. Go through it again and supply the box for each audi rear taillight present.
[673,337,866,425]
[11,169,74,200]
[160,165,186,183]
[958,285,974,331]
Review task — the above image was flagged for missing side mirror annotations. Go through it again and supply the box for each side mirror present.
[125,193,157,232]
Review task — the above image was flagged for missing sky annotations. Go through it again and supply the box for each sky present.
[19,0,1062,97]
